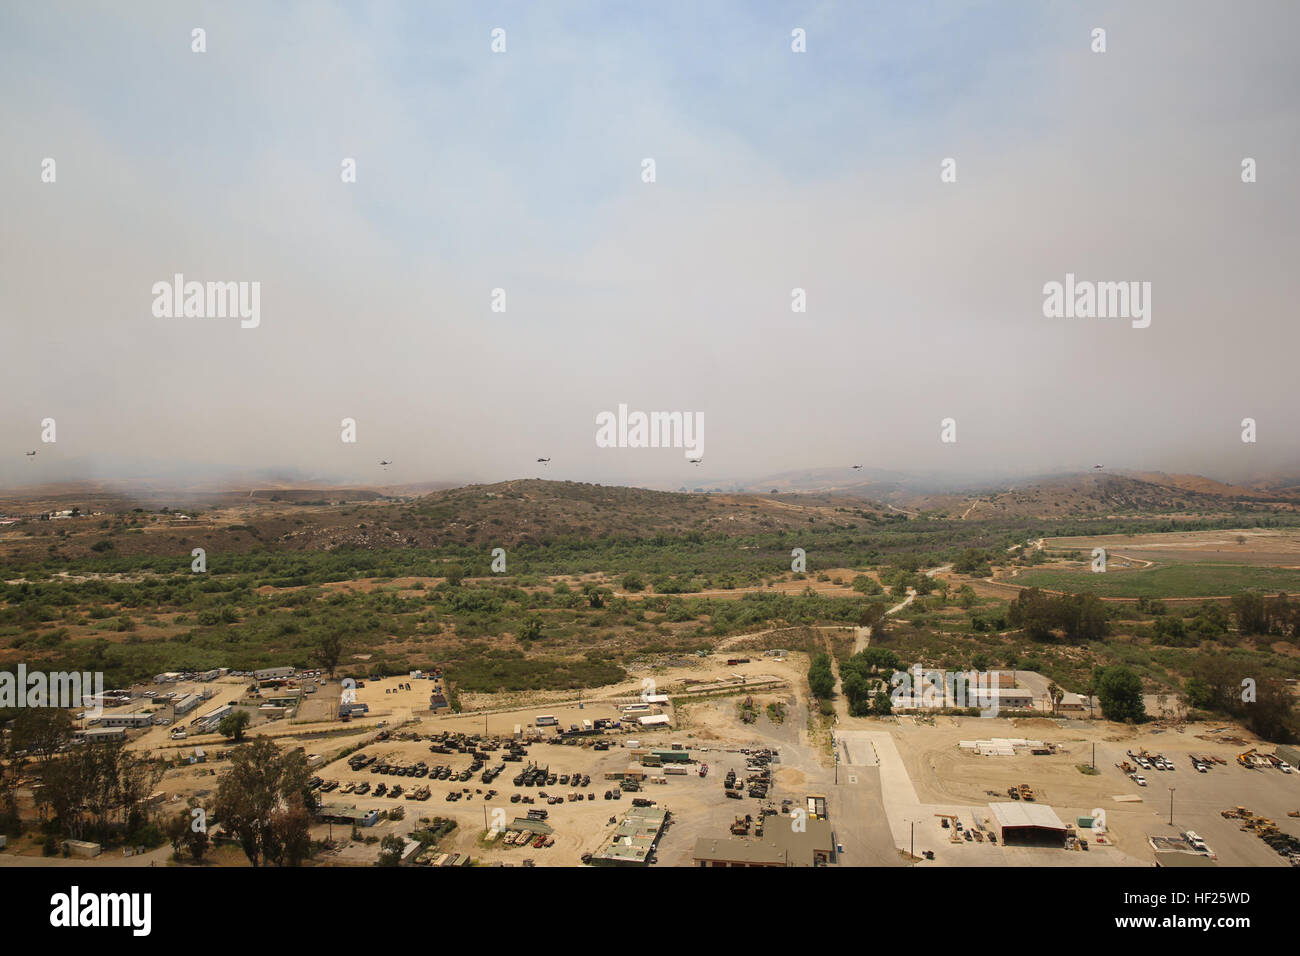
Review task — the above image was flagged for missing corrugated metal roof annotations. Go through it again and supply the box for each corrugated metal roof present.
[988,801,1066,830]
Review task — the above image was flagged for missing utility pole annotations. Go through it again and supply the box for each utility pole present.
[910,821,915,864]
[1168,787,1175,826]
[1091,742,1095,770]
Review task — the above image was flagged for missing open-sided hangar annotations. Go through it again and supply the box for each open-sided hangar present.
[988,802,1067,847]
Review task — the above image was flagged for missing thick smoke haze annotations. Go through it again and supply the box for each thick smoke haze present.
[2,2,1297,492]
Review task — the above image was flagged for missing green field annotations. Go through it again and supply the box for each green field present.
[1013,562,1300,598]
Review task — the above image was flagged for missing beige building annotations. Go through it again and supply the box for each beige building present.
[692,819,835,867]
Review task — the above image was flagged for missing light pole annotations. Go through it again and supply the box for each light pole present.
[1168,787,1175,826]
[910,820,915,864]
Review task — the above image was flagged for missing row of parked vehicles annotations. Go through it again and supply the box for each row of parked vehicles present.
[510,764,593,789]
[1128,750,1177,772]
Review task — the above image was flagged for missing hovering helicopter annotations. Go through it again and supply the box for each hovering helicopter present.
[379,460,392,468]
[688,458,702,465]
[1093,463,1104,470]
[536,457,551,465]
[851,464,862,470]
[25,450,37,457]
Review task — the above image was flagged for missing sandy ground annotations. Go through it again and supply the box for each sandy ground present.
[14,647,1298,870]
[1042,528,1300,568]
[865,714,1300,867]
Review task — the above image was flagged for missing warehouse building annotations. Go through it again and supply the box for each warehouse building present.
[988,802,1068,847]
[97,712,154,729]
[693,818,835,867]
[590,806,667,866]
[317,804,379,827]
[692,838,787,867]
[76,727,127,744]
[173,694,204,717]
[254,666,295,681]
[650,749,691,763]
[971,687,1036,711]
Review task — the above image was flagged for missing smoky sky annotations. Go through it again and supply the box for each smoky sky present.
[2,1,1298,493]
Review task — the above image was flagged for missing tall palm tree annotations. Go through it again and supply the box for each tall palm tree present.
[1047,681,1063,716]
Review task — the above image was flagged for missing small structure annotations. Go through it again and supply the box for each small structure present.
[78,727,127,744]
[63,840,102,859]
[317,804,379,827]
[97,712,154,729]
[650,749,691,763]
[254,666,294,681]
[399,839,423,866]
[173,694,204,717]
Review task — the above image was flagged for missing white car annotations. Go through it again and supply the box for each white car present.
[1133,774,1147,786]
[1279,762,1293,774]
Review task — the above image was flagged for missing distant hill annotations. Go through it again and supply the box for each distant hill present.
[3,472,1297,566]
[890,472,1295,520]
[0,479,891,563]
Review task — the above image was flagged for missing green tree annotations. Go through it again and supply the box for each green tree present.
[1182,676,1214,711]
[313,632,343,679]
[217,710,251,742]
[378,833,406,867]
[808,653,835,699]
[213,738,312,867]
[11,709,73,768]
[1046,681,1064,715]
[1230,591,1268,634]
[1096,666,1146,722]
[163,801,209,863]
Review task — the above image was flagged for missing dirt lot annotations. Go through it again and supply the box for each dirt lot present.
[306,658,818,868]
[41,649,1297,870]
[1043,528,1300,568]
[876,715,1300,866]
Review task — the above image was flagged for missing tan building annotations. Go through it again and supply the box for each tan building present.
[693,819,835,867]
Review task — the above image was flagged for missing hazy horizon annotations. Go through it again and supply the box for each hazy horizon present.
[4,1,1298,493]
